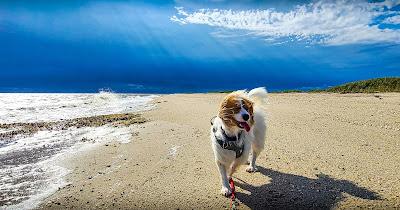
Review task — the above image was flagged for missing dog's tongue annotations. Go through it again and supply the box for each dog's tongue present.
[240,122,250,132]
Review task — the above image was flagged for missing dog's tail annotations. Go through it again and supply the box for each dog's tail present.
[248,87,268,105]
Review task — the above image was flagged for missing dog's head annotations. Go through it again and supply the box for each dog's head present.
[218,92,254,132]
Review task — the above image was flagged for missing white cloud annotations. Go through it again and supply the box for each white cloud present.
[171,1,400,45]
[383,15,400,24]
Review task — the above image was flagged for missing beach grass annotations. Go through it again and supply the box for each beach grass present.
[273,77,400,93]
[325,77,400,93]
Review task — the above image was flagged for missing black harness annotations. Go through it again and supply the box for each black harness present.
[211,116,244,158]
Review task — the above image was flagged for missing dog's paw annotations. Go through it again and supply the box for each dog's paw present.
[246,166,258,173]
[221,187,232,197]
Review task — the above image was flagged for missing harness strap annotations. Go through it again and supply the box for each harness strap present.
[211,116,244,158]
[216,138,244,158]
[214,127,244,158]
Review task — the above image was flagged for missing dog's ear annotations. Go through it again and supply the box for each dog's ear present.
[219,95,235,117]
[218,95,240,128]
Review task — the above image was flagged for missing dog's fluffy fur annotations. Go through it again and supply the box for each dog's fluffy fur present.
[210,87,267,196]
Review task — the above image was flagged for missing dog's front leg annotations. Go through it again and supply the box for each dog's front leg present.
[246,148,260,173]
[228,161,240,178]
[216,161,231,196]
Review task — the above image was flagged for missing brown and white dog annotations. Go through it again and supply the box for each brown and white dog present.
[210,87,267,196]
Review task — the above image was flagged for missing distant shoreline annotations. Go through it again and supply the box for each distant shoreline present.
[1,77,398,94]
[210,77,400,94]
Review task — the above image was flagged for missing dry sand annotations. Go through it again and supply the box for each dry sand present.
[38,93,400,209]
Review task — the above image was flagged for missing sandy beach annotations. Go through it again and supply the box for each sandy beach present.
[37,93,400,209]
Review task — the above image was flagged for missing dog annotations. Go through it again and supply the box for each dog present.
[210,87,267,196]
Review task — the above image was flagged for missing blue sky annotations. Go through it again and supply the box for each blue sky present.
[0,0,399,93]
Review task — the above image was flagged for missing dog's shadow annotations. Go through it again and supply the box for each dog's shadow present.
[235,166,380,209]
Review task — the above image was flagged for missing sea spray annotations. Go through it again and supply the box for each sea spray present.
[0,92,157,124]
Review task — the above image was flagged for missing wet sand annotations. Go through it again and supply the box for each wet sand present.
[0,113,146,144]
[38,93,400,209]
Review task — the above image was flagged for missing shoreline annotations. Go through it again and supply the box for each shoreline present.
[0,93,157,209]
[32,92,400,209]
[0,113,148,209]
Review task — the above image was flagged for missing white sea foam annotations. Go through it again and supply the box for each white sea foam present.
[0,92,156,209]
[0,125,136,210]
[0,92,156,124]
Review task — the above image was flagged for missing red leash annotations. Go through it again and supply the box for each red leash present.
[229,178,237,209]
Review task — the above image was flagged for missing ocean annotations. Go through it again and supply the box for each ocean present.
[0,92,157,209]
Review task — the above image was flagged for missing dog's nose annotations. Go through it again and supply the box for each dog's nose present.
[242,113,249,121]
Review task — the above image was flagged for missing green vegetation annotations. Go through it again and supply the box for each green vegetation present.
[275,77,400,93]
[325,77,400,93]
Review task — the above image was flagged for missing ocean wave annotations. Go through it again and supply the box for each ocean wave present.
[0,93,157,209]
[0,92,157,124]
